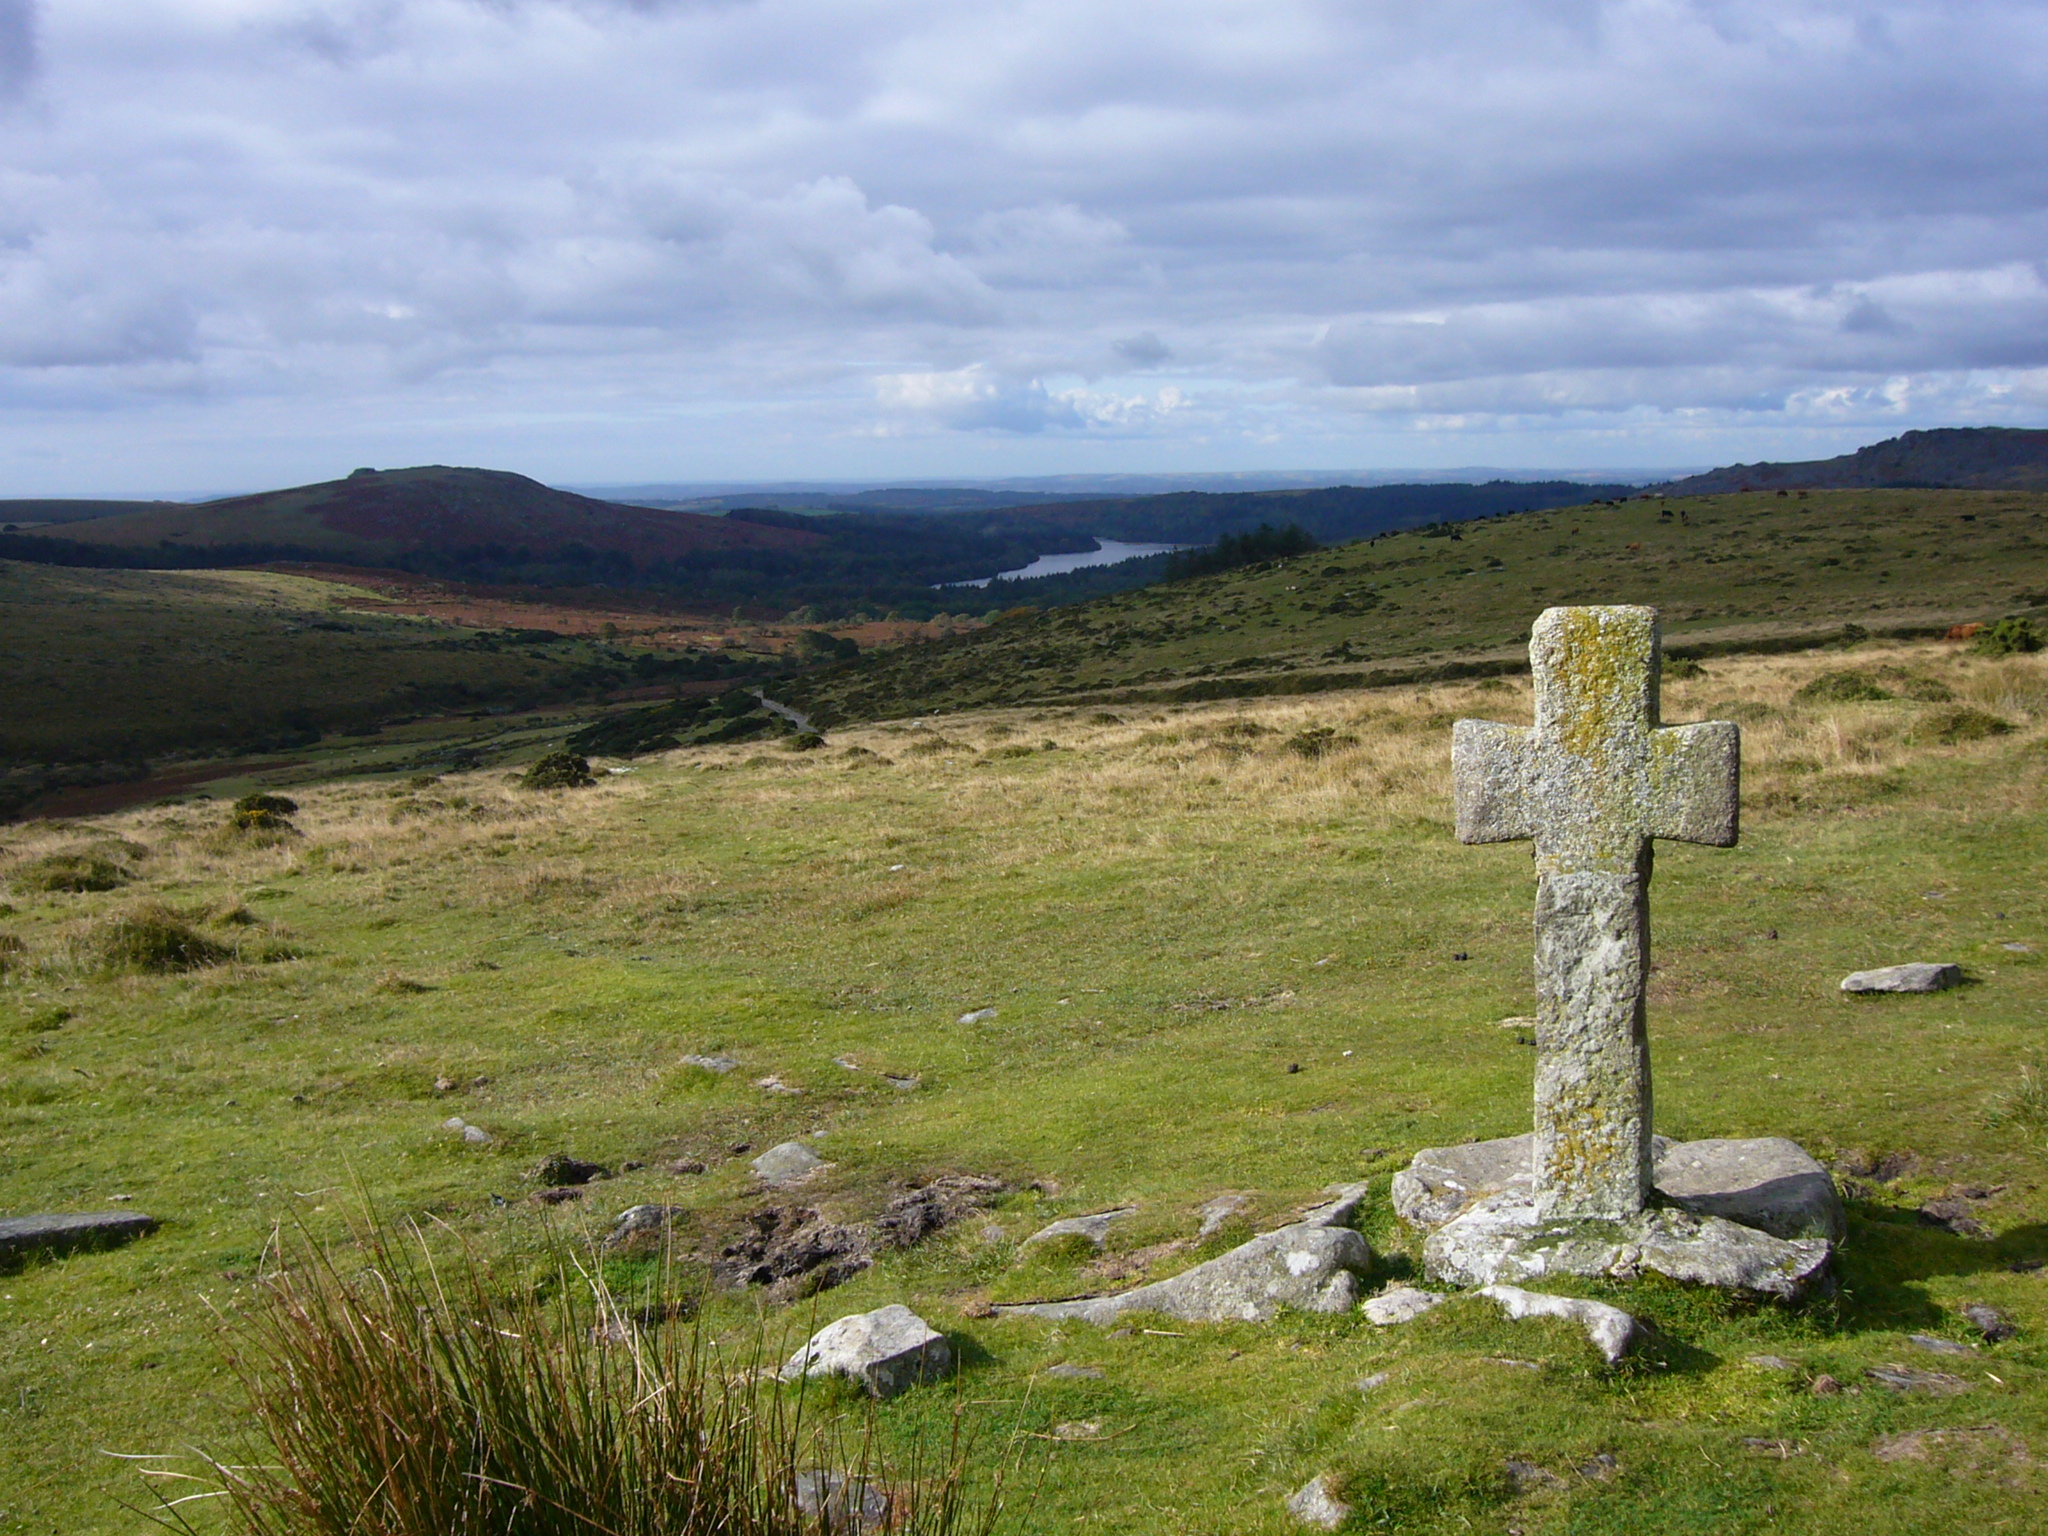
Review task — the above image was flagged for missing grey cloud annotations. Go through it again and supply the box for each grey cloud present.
[2,1,2046,487]
[0,0,34,100]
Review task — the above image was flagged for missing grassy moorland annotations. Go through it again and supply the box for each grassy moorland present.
[791,489,2048,722]
[2,636,2046,1534]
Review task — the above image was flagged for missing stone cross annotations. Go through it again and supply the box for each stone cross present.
[1454,606,1739,1221]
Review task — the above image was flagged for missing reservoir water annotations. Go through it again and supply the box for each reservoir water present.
[945,537,1185,588]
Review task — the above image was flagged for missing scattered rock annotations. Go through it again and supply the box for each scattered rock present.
[999,1222,1372,1325]
[679,1053,738,1073]
[719,1205,872,1296]
[1841,962,1964,994]
[1196,1193,1251,1238]
[872,1175,1004,1249]
[1920,1197,1995,1238]
[1426,1192,1833,1300]
[882,1074,921,1091]
[443,1116,469,1131]
[462,1125,492,1145]
[1872,1424,2034,1469]
[834,1055,860,1070]
[531,1187,585,1206]
[958,1007,998,1025]
[1965,1303,2018,1342]
[1364,1286,1447,1325]
[1809,1373,1843,1395]
[0,1211,160,1266]
[1479,1284,1644,1365]
[433,1075,456,1093]
[1043,1363,1104,1380]
[620,1160,644,1172]
[752,1141,827,1186]
[780,1304,952,1399]
[1297,1183,1371,1230]
[532,1153,611,1187]
[1503,1459,1564,1493]
[605,1204,686,1253]
[1866,1363,1974,1395]
[669,1159,707,1176]
[1356,1371,1392,1395]
[1746,1354,1802,1372]
[1022,1208,1136,1251]
[792,1471,892,1533]
[1578,1452,1620,1480]
[1910,1333,1976,1356]
[1285,1474,1351,1530]
[1497,1015,1537,1031]
[1050,1420,1103,1441]
[1873,1150,1919,1181]
[756,1075,803,1096]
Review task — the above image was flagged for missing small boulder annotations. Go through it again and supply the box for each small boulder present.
[606,1204,685,1252]
[0,1211,160,1265]
[1479,1284,1644,1365]
[532,1153,611,1187]
[999,1222,1372,1326]
[462,1125,492,1145]
[1841,962,1963,994]
[781,1304,953,1399]
[792,1471,892,1533]
[752,1141,826,1187]
[1964,1303,2017,1342]
[1364,1286,1447,1326]
[1285,1474,1351,1530]
[1196,1193,1251,1237]
[1022,1208,1135,1251]
[679,1053,739,1073]
[958,1007,999,1025]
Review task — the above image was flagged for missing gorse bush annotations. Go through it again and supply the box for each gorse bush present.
[233,793,300,817]
[87,904,232,973]
[524,751,596,790]
[13,850,130,893]
[1974,616,2044,657]
[1795,669,1893,704]
[146,1220,1000,1536]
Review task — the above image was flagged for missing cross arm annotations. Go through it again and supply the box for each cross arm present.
[1645,720,1740,847]
[1452,718,1537,844]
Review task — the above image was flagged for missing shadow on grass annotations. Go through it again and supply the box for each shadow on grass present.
[1826,1206,2048,1334]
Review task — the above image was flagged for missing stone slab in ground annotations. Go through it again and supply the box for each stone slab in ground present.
[1423,1192,1833,1300]
[751,1141,826,1186]
[1841,962,1963,993]
[0,1211,160,1265]
[1479,1283,1644,1364]
[781,1304,952,1399]
[1021,1207,1135,1250]
[997,1222,1371,1325]
[1395,1132,1844,1243]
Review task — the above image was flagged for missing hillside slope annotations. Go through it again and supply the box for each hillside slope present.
[1656,427,2048,494]
[786,487,2048,723]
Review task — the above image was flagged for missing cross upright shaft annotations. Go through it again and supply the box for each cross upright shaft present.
[1453,607,1739,1220]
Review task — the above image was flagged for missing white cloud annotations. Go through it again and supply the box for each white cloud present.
[2,0,2047,489]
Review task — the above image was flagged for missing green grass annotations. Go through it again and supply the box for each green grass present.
[3,640,2047,1533]
[0,565,641,774]
[790,488,2048,723]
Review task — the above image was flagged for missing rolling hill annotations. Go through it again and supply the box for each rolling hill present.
[1655,426,2048,495]
[35,466,824,564]
[783,486,2048,724]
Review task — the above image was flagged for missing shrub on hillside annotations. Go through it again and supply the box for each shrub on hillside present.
[234,793,300,817]
[12,850,130,893]
[1285,726,1357,759]
[522,752,595,790]
[1795,669,1893,704]
[1924,707,2015,745]
[158,1220,998,1536]
[86,904,231,974]
[1974,617,2044,656]
[784,731,826,752]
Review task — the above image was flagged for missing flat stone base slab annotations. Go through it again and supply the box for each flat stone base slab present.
[1394,1133,1844,1243]
[0,1212,160,1267]
[1424,1192,1833,1301]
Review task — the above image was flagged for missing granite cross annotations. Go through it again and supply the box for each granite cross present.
[1453,606,1739,1221]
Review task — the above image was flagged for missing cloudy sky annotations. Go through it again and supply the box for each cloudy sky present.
[3,0,2045,494]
